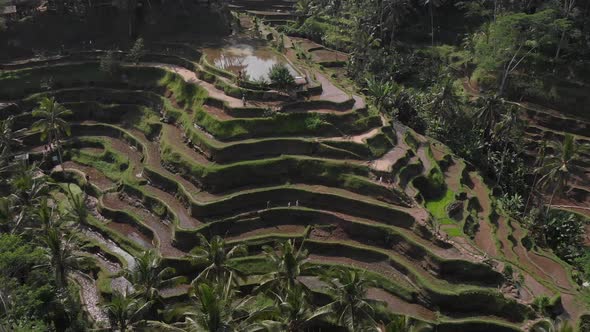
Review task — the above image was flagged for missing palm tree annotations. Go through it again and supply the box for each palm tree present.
[10,163,47,207]
[0,116,23,158]
[187,234,247,284]
[474,95,504,139]
[383,0,412,47]
[65,184,88,225]
[104,290,151,332]
[32,97,72,166]
[536,134,590,213]
[257,239,313,295]
[554,0,577,61]
[149,278,272,332]
[5,165,48,233]
[321,268,377,332]
[258,285,331,332]
[423,0,446,46]
[428,77,460,119]
[121,249,184,305]
[525,140,548,212]
[295,0,313,22]
[492,105,521,186]
[383,315,432,332]
[532,318,574,332]
[38,224,87,290]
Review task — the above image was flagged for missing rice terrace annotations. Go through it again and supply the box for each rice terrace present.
[0,0,589,331]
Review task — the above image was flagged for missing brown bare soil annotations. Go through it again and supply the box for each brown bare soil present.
[143,185,201,229]
[311,49,348,63]
[103,192,185,257]
[443,159,462,193]
[227,224,306,241]
[59,161,115,191]
[367,288,437,321]
[307,254,415,291]
[469,172,498,257]
[495,216,517,261]
[371,147,408,172]
[202,104,235,120]
[526,251,571,290]
[163,124,212,166]
[79,147,105,155]
[105,219,154,249]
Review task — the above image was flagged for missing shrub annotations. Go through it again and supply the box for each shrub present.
[543,210,585,262]
[99,50,120,77]
[127,37,145,64]
[268,63,295,92]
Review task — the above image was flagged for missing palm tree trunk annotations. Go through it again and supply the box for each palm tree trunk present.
[128,0,138,39]
[554,29,566,61]
[497,143,508,188]
[525,171,540,212]
[546,183,559,215]
[493,0,497,21]
[56,136,64,170]
[499,67,509,97]
[525,144,546,212]
[429,1,434,46]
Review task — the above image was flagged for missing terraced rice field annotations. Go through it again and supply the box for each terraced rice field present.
[0,13,585,331]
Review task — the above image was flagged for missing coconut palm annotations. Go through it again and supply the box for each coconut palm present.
[321,268,377,332]
[295,0,314,18]
[474,94,504,139]
[536,134,590,212]
[65,184,88,225]
[5,164,48,233]
[525,140,548,212]
[532,318,574,332]
[258,285,331,332]
[121,249,184,304]
[104,290,151,332]
[257,239,313,295]
[150,278,272,332]
[423,0,447,46]
[492,105,521,186]
[0,116,24,158]
[32,97,72,165]
[187,234,247,284]
[38,224,86,290]
[10,163,47,206]
[428,77,460,119]
[382,0,412,46]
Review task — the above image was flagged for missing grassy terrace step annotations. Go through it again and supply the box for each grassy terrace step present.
[35,127,418,232]
[50,172,147,258]
[174,207,500,285]
[191,102,380,141]
[222,236,531,323]
[0,54,361,117]
[55,156,506,296]
[17,96,376,163]
[516,102,590,138]
[147,162,422,227]
[25,120,406,206]
[5,50,555,327]
[3,71,388,157]
[160,141,403,203]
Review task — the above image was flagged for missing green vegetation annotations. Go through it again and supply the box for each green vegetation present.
[268,63,295,92]
[0,1,588,330]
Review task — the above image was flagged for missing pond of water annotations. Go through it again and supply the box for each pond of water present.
[202,42,298,82]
